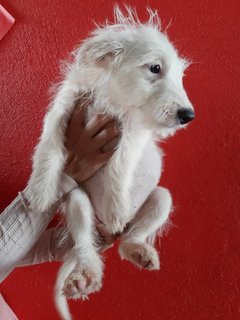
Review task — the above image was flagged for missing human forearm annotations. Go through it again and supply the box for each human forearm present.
[0,191,57,282]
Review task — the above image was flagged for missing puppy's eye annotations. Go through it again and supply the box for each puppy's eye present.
[150,64,161,74]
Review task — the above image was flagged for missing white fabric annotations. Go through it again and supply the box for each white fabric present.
[0,294,18,320]
[0,174,76,283]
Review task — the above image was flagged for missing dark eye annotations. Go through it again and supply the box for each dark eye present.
[150,64,161,74]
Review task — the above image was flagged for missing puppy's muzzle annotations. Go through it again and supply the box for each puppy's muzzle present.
[177,108,195,125]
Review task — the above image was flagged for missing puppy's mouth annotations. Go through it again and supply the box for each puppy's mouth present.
[158,121,184,129]
[155,120,189,137]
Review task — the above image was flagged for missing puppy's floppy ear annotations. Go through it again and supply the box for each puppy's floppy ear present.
[78,35,123,67]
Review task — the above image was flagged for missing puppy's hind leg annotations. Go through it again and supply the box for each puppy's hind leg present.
[118,187,172,270]
[55,188,103,320]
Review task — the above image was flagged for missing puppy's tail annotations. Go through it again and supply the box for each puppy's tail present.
[55,254,76,320]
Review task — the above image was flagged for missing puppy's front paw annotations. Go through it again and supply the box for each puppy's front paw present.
[119,242,160,270]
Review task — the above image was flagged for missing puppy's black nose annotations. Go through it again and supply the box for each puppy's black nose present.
[177,108,195,125]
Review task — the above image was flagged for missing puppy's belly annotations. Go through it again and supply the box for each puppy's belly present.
[83,140,162,223]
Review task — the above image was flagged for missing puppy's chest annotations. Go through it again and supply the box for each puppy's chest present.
[83,138,163,221]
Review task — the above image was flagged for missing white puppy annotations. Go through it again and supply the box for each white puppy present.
[26,7,194,320]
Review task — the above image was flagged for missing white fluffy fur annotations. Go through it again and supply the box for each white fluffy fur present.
[26,6,194,320]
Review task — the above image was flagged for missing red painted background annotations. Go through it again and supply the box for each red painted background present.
[0,0,239,319]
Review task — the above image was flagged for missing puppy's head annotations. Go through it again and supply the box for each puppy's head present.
[76,6,194,137]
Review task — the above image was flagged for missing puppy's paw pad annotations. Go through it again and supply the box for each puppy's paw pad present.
[63,266,102,299]
[131,249,159,270]
[119,242,160,270]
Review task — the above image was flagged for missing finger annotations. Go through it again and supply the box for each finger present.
[93,125,120,149]
[85,114,115,137]
[65,106,86,150]
[101,137,120,153]
[67,105,86,136]
[96,149,115,165]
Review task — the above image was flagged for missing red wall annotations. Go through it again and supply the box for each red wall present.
[0,1,239,319]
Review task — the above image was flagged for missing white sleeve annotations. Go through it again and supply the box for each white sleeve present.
[0,191,58,282]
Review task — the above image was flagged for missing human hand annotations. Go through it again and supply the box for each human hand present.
[64,104,120,184]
